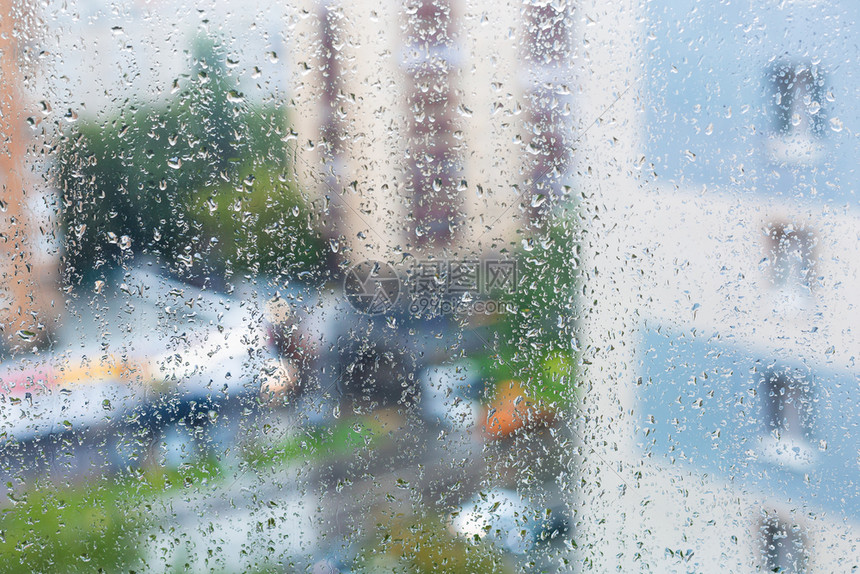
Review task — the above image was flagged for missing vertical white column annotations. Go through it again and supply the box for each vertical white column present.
[569,0,644,569]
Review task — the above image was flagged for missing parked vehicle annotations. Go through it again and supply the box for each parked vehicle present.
[0,264,285,471]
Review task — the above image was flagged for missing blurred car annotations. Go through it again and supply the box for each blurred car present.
[0,264,285,466]
[451,488,571,556]
[451,488,535,555]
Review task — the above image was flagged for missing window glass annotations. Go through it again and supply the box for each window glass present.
[0,1,856,572]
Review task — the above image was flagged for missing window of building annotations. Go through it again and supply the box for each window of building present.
[766,61,827,162]
[402,0,462,247]
[762,367,812,441]
[759,365,817,470]
[761,515,808,574]
[0,1,856,573]
[770,62,826,138]
[764,221,816,305]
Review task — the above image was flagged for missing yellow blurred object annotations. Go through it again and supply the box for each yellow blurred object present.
[0,354,153,399]
[57,357,150,387]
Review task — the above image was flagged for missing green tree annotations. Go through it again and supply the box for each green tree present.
[56,36,325,286]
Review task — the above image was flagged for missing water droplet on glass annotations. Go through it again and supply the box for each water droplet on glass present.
[16,330,36,342]
[829,117,844,132]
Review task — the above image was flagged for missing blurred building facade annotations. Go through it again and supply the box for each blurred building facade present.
[576,1,860,571]
[288,0,574,263]
[34,0,575,285]
[0,1,60,350]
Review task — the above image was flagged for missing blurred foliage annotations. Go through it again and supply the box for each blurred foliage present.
[0,483,141,573]
[480,214,580,410]
[511,215,579,356]
[0,458,219,574]
[358,512,512,573]
[55,36,326,285]
[244,414,387,469]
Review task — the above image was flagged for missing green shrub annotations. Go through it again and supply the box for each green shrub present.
[55,36,326,285]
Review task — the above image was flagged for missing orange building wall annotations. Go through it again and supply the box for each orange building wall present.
[0,3,59,351]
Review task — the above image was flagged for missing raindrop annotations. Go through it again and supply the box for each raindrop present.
[15,330,36,342]
[829,117,844,132]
